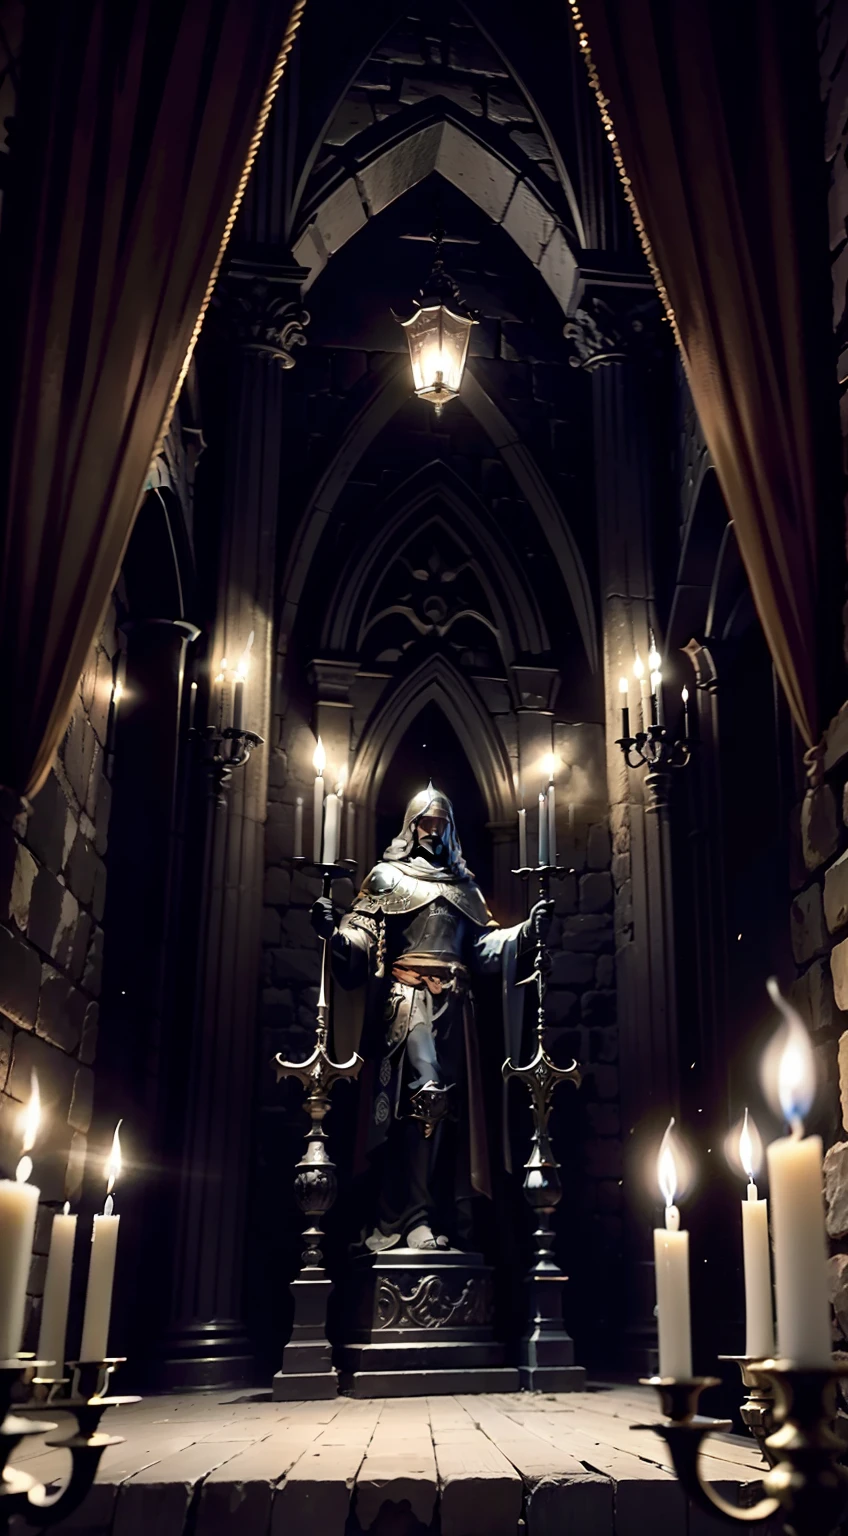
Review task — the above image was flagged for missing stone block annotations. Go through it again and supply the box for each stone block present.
[580,871,612,913]
[65,832,96,909]
[791,957,841,1036]
[65,1131,87,1202]
[62,711,95,810]
[52,887,80,970]
[826,1141,848,1237]
[560,913,614,952]
[91,855,106,921]
[264,868,292,906]
[36,966,80,1052]
[69,910,93,983]
[487,85,534,124]
[840,1031,848,1132]
[262,908,282,947]
[314,177,366,257]
[94,774,111,856]
[90,647,113,745]
[25,772,67,873]
[26,867,64,955]
[79,642,97,716]
[375,30,425,64]
[83,927,104,997]
[502,179,555,265]
[272,950,320,987]
[69,1066,94,1133]
[439,121,515,222]
[825,699,848,773]
[790,883,828,965]
[611,852,629,890]
[587,822,611,870]
[399,76,483,115]
[10,842,38,932]
[582,991,616,1027]
[291,869,322,905]
[829,1253,848,1339]
[545,989,577,1024]
[0,925,40,1029]
[550,951,594,987]
[552,874,577,916]
[280,909,320,949]
[326,98,375,146]
[539,226,578,311]
[79,1001,99,1065]
[803,785,840,871]
[448,34,508,74]
[595,954,615,988]
[609,803,630,856]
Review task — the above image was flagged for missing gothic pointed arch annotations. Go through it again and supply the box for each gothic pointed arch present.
[349,651,514,824]
[320,460,548,665]
[280,359,598,672]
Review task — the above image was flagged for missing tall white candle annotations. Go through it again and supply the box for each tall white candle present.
[323,792,340,866]
[215,659,227,732]
[547,781,556,866]
[518,806,527,867]
[313,737,326,863]
[37,1203,77,1371]
[346,800,355,861]
[538,791,549,866]
[0,1075,41,1359]
[633,653,649,735]
[737,1108,774,1360]
[80,1122,123,1363]
[764,978,832,1367]
[294,797,304,859]
[654,1119,692,1378]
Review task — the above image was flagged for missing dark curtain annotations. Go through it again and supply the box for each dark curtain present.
[0,0,304,798]
[575,0,838,748]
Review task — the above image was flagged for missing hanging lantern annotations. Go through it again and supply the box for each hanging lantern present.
[395,228,478,415]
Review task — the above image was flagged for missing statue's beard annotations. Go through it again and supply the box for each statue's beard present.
[416,834,447,864]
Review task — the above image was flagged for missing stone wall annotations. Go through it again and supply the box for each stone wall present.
[0,600,119,1347]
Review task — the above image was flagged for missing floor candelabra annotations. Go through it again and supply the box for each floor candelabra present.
[503,860,584,1391]
[272,859,362,1401]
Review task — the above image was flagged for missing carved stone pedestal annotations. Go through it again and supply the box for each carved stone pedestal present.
[519,1274,586,1392]
[339,1249,519,1397]
[273,1277,337,1401]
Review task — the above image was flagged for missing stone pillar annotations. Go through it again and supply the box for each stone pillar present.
[160,262,309,1388]
[566,272,676,1370]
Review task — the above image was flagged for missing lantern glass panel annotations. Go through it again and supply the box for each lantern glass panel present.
[402,302,474,406]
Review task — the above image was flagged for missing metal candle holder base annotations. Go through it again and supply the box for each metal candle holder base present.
[191,724,265,803]
[641,1362,848,1536]
[273,859,362,1400]
[0,1356,138,1534]
[615,728,692,812]
[503,863,584,1391]
[718,1355,778,1465]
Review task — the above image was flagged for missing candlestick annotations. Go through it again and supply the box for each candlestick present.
[545,755,557,866]
[518,804,527,867]
[79,1122,122,1363]
[188,680,197,732]
[313,737,326,863]
[323,791,340,866]
[681,686,689,740]
[737,1109,774,1360]
[764,978,831,1367]
[654,1119,692,1379]
[619,675,630,738]
[0,1075,41,1359]
[37,1202,77,1374]
[294,797,304,860]
[650,670,664,727]
[538,791,549,866]
[633,652,649,734]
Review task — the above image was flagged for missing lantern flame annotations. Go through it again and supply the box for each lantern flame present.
[764,977,815,1131]
[105,1120,123,1196]
[657,1118,678,1209]
[313,737,326,776]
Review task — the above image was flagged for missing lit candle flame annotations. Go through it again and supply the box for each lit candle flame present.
[765,976,815,1132]
[619,676,628,696]
[105,1120,123,1197]
[681,686,689,704]
[738,1106,763,1184]
[648,642,662,673]
[650,669,662,692]
[543,752,557,783]
[633,652,645,680]
[15,1073,41,1181]
[112,679,124,705]
[313,736,326,776]
[215,657,227,684]
[657,1117,678,1208]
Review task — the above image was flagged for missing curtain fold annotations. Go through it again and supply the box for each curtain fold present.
[573,0,834,748]
[0,0,304,799]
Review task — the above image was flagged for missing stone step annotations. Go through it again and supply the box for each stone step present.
[340,1365,520,1397]
[341,1338,507,1371]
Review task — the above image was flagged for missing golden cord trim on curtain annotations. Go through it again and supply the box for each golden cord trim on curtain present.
[566,0,681,353]
[151,0,308,467]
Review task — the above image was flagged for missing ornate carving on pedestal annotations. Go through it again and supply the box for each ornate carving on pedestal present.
[564,291,663,371]
[216,261,311,368]
[375,1272,493,1331]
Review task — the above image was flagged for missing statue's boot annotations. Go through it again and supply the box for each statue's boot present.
[406,1222,451,1251]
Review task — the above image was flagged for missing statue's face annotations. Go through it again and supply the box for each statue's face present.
[416,812,449,862]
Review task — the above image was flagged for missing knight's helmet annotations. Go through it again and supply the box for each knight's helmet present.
[383,781,467,875]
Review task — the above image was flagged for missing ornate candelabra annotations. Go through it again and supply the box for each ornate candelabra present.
[718,1354,778,1465]
[191,724,264,804]
[503,862,584,1391]
[615,724,693,813]
[0,1356,136,1534]
[272,859,362,1401]
[642,1362,848,1536]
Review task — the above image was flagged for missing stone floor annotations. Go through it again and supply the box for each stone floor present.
[13,1382,777,1536]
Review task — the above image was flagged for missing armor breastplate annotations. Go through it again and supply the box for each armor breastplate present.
[395,898,467,961]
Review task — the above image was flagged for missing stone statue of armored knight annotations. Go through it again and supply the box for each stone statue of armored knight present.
[311,784,550,1252]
